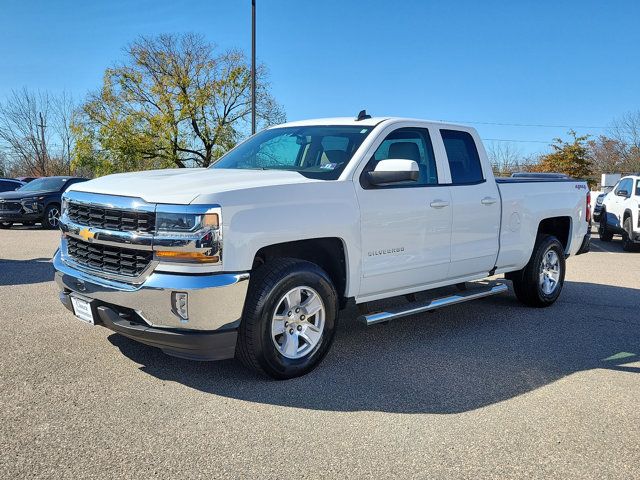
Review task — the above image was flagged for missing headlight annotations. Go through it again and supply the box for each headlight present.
[20,196,44,211]
[156,211,219,233]
[154,206,222,265]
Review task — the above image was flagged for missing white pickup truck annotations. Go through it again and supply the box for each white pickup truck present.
[54,115,591,379]
[598,174,640,251]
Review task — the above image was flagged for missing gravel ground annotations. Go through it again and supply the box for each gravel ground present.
[1,226,639,479]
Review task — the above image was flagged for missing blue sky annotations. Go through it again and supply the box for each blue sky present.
[1,0,638,156]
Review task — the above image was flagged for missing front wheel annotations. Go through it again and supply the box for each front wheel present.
[508,235,566,308]
[42,204,61,229]
[236,258,339,379]
[598,209,614,242]
[622,217,637,252]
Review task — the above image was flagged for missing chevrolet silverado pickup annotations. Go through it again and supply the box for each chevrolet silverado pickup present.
[54,116,591,379]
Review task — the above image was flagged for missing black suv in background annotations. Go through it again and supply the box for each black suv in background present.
[0,176,88,229]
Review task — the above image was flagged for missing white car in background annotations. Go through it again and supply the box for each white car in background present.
[598,175,640,251]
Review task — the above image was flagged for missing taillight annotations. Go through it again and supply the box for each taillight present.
[586,191,591,223]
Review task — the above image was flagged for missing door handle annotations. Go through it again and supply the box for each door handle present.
[429,200,450,209]
[481,196,497,206]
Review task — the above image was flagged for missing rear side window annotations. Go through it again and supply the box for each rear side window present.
[441,129,484,184]
[636,180,640,197]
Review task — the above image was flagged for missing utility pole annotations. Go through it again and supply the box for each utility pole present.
[37,112,48,176]
[251,0,256,135]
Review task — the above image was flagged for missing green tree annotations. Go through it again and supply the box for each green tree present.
[534,130,595,186]
[73,33,285,175]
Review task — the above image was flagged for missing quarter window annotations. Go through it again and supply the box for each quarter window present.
[441,129,484,184]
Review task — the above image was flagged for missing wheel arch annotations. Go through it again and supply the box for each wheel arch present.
[252,237,349,307]
[537,216,572,253]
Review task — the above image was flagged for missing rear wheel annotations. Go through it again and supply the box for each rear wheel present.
[508,235,566,308]
[598,209,614,242]
[236,258,339,379]
[622,217,637,252]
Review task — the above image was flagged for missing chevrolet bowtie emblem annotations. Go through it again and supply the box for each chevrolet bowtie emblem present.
[79,228,95,242]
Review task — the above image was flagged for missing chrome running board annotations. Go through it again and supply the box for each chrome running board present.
[359,281,509,326]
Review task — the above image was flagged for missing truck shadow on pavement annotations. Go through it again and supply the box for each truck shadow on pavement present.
[108,280,640,414]
[0,258,54,286]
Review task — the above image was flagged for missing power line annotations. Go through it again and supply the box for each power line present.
[482,138,550,144]
[443,119,608,129]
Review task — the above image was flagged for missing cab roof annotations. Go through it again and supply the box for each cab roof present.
[275,116,469,129]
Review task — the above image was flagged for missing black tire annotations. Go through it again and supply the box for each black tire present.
[598,209,614,242]
[236,258,339,379]
[622,217,637,252]
[42,204,61,229]
[0,222,12,229]
[508,235,566,308]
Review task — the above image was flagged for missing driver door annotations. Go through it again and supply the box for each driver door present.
[356,126,452,300]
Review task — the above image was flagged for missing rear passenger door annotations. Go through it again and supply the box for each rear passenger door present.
[439,129,501,278]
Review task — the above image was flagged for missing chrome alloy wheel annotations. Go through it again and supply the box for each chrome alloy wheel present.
[539,248,561,295]
[47,206,60,228]
[271,286,325,359]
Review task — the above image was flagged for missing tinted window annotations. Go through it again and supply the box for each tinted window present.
[363,128,438,187]
[211,126,373,180]
[441,129,484,184]
[0,180,20,192]
[636,180,640,197]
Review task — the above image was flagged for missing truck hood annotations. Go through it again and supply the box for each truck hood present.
[67,168,319,204]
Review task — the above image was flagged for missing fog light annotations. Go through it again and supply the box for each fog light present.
[172,292,189,322]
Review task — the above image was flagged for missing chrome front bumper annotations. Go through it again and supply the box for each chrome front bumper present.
[53,249,249,332]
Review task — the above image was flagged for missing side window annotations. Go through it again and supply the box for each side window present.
[0,180,18,192]
[363,127,438,187]
[635,180,640,197]
[440,129,484,184]
[615,178,632,196]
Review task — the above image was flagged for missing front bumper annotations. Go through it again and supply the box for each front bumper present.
[0,211,41,223]
[54,249,249,360]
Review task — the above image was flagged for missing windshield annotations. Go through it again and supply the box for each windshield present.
[210,126,374,180]
[19,177,69,192]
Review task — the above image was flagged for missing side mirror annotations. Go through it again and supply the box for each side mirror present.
[367,159,419,186]
[617,189,629,197]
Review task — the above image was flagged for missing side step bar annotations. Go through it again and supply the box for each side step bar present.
[359,282,509,326]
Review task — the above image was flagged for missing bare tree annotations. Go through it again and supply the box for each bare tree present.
[0,89,52,176]
[52,91,75,175]
[608,110,640,173]
[486,141,538,176]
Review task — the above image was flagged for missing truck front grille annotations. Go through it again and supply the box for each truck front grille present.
[67,202,155,233]
[66,237,153,277]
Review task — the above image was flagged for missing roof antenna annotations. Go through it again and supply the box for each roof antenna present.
[356,109,371,121]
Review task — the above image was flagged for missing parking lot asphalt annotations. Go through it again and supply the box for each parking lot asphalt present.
[1,226,639,479]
